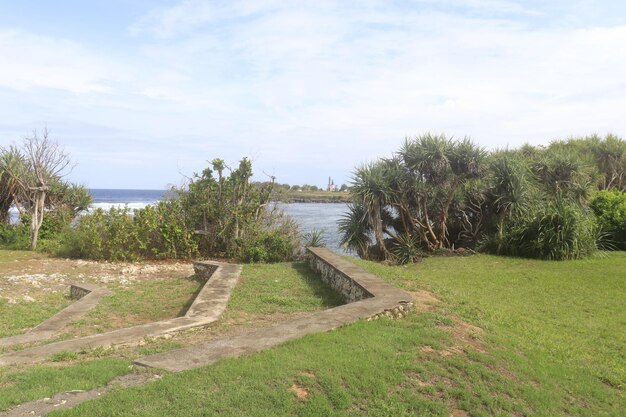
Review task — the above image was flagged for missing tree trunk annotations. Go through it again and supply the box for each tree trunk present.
[30,189,45,250]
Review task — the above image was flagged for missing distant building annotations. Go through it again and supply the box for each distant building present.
[327,176,338,192]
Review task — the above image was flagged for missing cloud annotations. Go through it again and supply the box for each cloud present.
[0,29,128,94]
[3,1,626,188]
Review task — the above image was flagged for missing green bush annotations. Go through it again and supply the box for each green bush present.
[490,199,598,260]
[239,230,296,263]
[0,223,29,249]
[60,201,198,261]
[590,190,626,250]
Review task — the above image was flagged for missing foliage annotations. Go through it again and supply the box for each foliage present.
[60,157,297,262]
[61,201,198,261]
[341,133,626,262]
[485,198,598,260]
[0,130,91,250]
[548,133,626,192]
[342,133,487,261]
[391,232,423,264]
[301,229,327,248]
[0,223,29,249]
[590,190,626,249]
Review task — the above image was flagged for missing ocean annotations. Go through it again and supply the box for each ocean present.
[9,189,349,253]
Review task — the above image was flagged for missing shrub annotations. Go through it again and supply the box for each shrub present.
[590,190,626,249]
[60,201,198,261]
[491,199,598,260]
[0,223,29,249]
[391,233,423,264]
[239,230,295,263]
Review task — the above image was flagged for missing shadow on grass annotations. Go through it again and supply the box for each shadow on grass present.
[176,274,205,317]
[288,262,346,308]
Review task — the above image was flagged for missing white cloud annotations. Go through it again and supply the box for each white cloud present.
[0,29,128,94]
[3,1,626,187]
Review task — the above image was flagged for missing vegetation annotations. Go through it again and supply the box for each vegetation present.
[0,130,91,250]
[56,158,299,263]
[590,189,626,249]
[0,253,618,416]
[0,130,92,250]
[341,133,626,262]
[0,252,344,410]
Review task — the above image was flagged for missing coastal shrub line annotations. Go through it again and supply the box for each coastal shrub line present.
[341,133,626,262]
[58,158,299,263]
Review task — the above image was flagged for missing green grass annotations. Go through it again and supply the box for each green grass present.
[0,359,131,411]
[50,252,625,417]
[0,294,70,338]
[2,251,624,416]
[0,257,345,411]
[66,276,205,336]
[227,263,345,315]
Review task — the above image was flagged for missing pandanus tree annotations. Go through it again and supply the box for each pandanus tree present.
[340,133,486,259]
[0,130,73,249]
[399,134,486,250]
[0,147,27,224]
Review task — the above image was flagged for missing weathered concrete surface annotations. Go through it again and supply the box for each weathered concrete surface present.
[0,261,241,365]
[135,247,413,372]
[0,284,111,349]
[185,263,240,320]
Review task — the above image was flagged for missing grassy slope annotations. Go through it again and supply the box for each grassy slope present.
[48,253,625,417]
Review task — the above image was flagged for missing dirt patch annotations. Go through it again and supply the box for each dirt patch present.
[409,290,440,312]
[0,255,193,306]
[289,383,309,400]
[450,409,469,417]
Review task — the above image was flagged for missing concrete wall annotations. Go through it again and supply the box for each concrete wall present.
[306,249,373,303]
[193,262,219,280]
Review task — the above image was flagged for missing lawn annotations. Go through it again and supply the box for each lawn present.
[1,251,624,416]
[0,252,344,411]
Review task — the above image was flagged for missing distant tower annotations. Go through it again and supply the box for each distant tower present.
[327,177,337,192]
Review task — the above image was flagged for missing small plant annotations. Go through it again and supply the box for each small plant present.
[391,233,423,264]
[302,229,326,247]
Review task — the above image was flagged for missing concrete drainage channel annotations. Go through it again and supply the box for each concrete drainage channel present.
[134,247,413,371]
[0,261,242,366]
[1,248,414,415]
[0,283,111,349]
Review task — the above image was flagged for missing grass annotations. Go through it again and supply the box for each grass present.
[1,250,625,416]
[0,294,70,338]
[52,252,625,417]
[65,275,205,337]
[0,253,345,411]
[0,359,131,411]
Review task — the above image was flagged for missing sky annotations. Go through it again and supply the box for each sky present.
[1,1,625,189]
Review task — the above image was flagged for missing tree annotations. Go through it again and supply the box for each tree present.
[0,146,27,224]
[1,130,72,249]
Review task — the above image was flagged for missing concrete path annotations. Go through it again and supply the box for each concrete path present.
[135,248,413,372]
[0,262,241,365]
[0,284,110,349]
